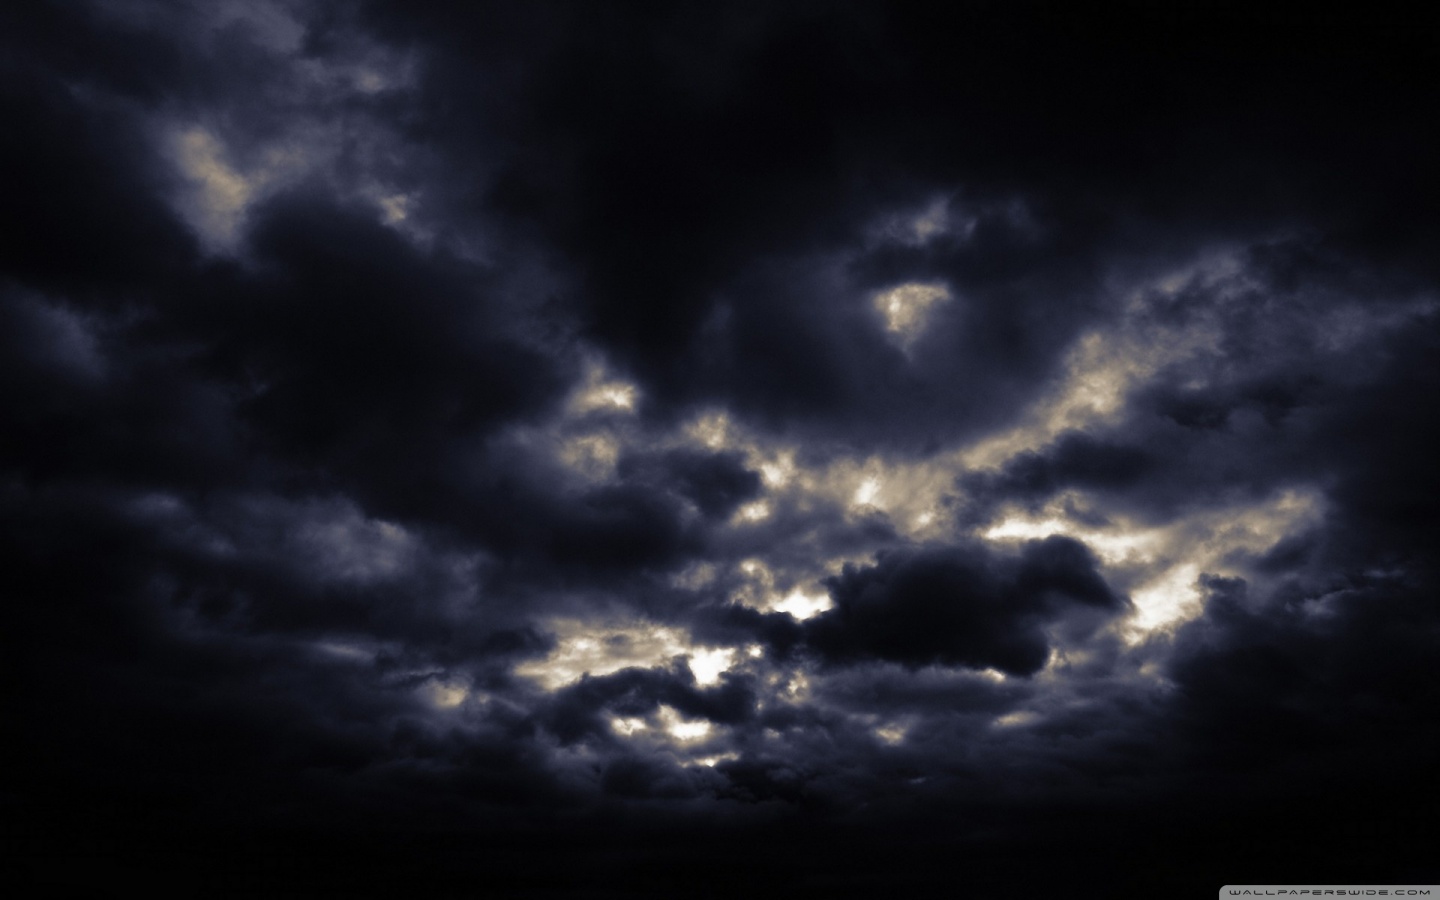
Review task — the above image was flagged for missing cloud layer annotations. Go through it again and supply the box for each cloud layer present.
[4,2,1438,896]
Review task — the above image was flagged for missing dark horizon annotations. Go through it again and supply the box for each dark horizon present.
[4,2,1438,897]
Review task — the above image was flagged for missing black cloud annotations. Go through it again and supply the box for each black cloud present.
[806,537,1125,675]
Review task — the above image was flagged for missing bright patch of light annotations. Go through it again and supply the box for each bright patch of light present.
[689,647,737,686]
[994,710,1040,728]
[957,281,1229,469]
[874,724,907,745]
[424,681,468,709]
[171,127,253,249]
[568,360,641,415]
[734,500,771,523]
[731,557,838,621]
[770,590,833,621]
[853,476,881,508]
[759,452,796,487]
[572,382,637,413]
[514,620,739,690]
[1124,488,1322,640]
[378,193,411,224]
[1127,562,1203,637]
[983,512,1162,565]
[695,753,739,768]
[611,717,648,736]
[981,488,1323,641]
[784,671,813,701]
[658,706,712,743]
[687,411,732,449]
[873,282,951,346]
[802,455,956,537]
[598,385,636,409]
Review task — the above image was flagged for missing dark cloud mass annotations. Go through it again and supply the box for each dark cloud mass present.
[807,537,1124,675]
[3,1,1439,896]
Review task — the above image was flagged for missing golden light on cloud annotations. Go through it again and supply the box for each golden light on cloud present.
[557,433,620,480]
[982,487,1323,641]
[611,716,648,736]
[686,411,733,449]
[514,620,738,690]
[658,705,712,743]
[983,510,1164,566]
[734,500,771,523]
[1127,562,1204,636]
[853,475,882,508]
[694,752,739,768]
[993,710,1040,728]
[568,360,641,415]
[770,590,833,621]
[423,680,469,709]
[172,127,253,249]
[874,724,908,745]
[873,282,951,347]
[759,451,796,488]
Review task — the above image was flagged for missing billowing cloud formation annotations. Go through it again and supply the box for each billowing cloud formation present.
[807,537,1124,675]
[4,1,1439,896]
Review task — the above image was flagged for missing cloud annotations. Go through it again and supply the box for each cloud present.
[805,537,1125,676]
[5,1,1440,895]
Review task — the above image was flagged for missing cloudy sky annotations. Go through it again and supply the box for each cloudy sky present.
[4,2,1438,896]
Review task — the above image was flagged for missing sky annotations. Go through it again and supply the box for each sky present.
[3,2,1438,897]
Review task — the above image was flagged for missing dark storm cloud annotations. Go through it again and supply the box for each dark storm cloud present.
[353,0,1438,452]
[616,448,763,520]
[1,485,528,831]
[0,11,196,295]
[6,1,1440,896]
[951,234,1439,540]
[954,431,1155,526]
[804,537,1125,675]
[539,664,757,746]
